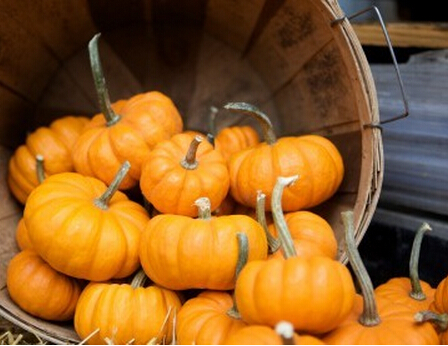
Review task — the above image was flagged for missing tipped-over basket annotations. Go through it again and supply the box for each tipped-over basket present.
[0,0,382,343]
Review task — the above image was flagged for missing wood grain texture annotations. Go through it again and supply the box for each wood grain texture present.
[352,22,448,48]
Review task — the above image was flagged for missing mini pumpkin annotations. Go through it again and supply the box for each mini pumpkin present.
[375,222,435,312]
[7,249,83,321]
[139,197,268,290]
[8,115,88,204]
[322,211,439,345]
[140,133,229,217]
[224,102,344,211]
[234,176,355,334]
[72,34,183,190]
[24,161,149,281]
[74,270,182,345]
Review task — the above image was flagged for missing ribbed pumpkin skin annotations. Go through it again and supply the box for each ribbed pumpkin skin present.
[234,256,355,334]
[6,250,82,321]
[24,172,149,281]
[228,134,344,211]
[268,211,338,260]
[139,214,268,290]
[73,92,183,189]
[375,277,435,312]
[224,325,324,345]
[214,126,259,161]
[74,281,182,345]
[176,291,247,345]
[140,133,230,217]
[15,217,33,251]
[323,295,440,345]
[7,115,89,204]
[431,276,448,314]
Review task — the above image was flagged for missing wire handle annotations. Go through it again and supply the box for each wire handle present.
[332,6,409,128]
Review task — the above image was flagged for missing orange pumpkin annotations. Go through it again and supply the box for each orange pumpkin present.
[72,34,183,190]
[224,322,325,345]
[24,161,149,281]
[234,176,355,334]
[16,217,32,251]
[139,197,268,290]
[74,270,182,345]
[322,211,439,345]
[375,222,435,312]
[224,102,344,211]
[176,290,247,345]
[140,133,229,217]
[6,249,83,321]
[8,115,88,204]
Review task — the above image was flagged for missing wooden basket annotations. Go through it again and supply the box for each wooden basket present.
[0,0,382,343]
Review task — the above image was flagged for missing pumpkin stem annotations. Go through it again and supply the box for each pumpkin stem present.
[130,268,148,288]
[88,33,121,126]
[94,161,130,210]
[409,222,432,301]
[275,321,295,345]
[194,197,212,220]
[415,310,448,331]
[223,102,277,145]
[271,176,299,259]
[342,210,381,327]
[180,135,202,170]
[209,106,219,138]
[256,190,280,254]
[35,154,45,184]
[227,232,248,320]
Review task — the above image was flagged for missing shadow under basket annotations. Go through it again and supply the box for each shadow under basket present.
[0,0,382,343]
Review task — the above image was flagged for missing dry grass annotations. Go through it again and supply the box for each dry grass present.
[0,317,46,345]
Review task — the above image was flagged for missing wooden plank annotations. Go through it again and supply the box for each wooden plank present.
[246,0,334,91]
[0,89,34,148]
[0,9,59,102]
[0,0,97,60]
[352,22,448,49]
[0,147,22,220]
[204,0,267,51]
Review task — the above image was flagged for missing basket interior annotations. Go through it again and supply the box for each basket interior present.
[0,0,381,343]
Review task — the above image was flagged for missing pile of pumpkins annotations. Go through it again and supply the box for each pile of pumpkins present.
[5,33,448,345]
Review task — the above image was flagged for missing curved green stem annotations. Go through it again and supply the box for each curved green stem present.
[35,154,45,184]
[415,310,448,332]
[94,161,130,210]
[342,210,380,326]
[194,197,212,220]
[271,176,299,259]
[180,135,202,170]
[409,222,432,300]
[227,232,248,320]
[223,102,277,145]
[256,190,280,254]
[88,33,121,126]
[131,269,148,289]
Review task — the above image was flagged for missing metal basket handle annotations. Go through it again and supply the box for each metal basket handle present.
[331,5,409,128]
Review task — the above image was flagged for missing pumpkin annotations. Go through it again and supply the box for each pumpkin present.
[224,322,325,345]
[74,270,182,345]
[176,233,249,344]
[375,222,435,311]
[6,249,83,321]
[140,133,229,217]
[322,211,439,345]
[234,176,355,334]
[139,197,268,290]
[72,34,183,190]
[415,311,448,344]
[24,161,149,281]
[176,290,247,345]
[8,115,88,204]
[209,106,260,161]
[15,155,46,251]
[224,102,344,211]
